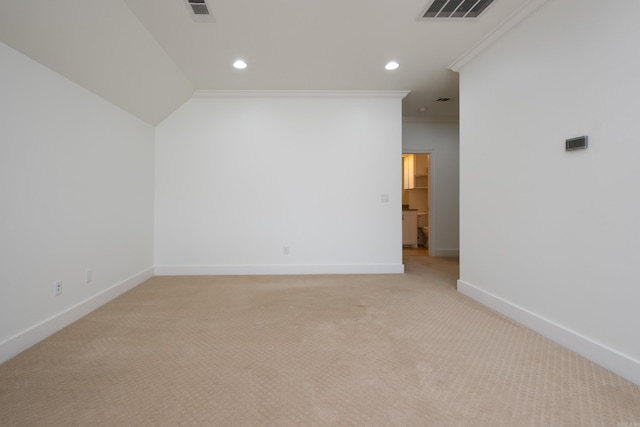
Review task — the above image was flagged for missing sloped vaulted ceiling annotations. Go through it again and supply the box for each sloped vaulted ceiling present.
[0,0,549,124]
[0,0,194,125]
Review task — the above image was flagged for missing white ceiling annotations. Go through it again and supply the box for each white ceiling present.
[0,0,545,125]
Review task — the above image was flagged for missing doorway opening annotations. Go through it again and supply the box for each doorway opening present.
[402,152,431,257]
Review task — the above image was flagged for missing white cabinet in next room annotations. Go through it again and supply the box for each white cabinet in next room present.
[402,210,418,247]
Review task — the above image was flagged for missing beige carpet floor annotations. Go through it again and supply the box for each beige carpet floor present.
[1,253,639,426]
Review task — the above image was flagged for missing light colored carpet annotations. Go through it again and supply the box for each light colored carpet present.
[1,254,639,426]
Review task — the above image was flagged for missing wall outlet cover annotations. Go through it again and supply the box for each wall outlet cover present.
[54,280,63,296]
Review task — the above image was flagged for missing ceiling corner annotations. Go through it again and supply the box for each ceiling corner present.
[449,0,552,72]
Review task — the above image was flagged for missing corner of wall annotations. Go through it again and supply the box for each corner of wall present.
[457,279,640,387]
[0,268,153,364]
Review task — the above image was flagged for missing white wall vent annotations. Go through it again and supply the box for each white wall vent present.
[420,0,496,19]
[185,0,215,22]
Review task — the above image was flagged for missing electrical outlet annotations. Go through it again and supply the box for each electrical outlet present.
[86,269,93,284]
[54,280,63,296]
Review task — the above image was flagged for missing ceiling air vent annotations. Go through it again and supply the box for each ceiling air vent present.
[421,0,496,19]
[185,0,214,22]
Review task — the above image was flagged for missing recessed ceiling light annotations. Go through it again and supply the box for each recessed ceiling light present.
[418,106,427,112]
[385,61,399,71]
[233,60,247,69]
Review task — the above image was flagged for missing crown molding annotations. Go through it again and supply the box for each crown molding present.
[449,0,552,72]
[193,90,410,99]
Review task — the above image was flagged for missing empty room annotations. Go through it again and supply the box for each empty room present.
[1,0,639,425]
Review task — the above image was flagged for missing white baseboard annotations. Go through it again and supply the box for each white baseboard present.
[457,279,640,387]
[434,249,459,257]
[0,267,153,365]
[154,264,404,275]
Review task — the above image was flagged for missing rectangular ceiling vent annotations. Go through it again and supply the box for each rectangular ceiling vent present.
[185,0,214,22]
[420,0,496,19]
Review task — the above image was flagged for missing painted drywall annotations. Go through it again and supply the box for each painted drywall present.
[0,0,194,125]
[0,43,155,362]
[155,92,405,274]
[402,121,459,256]
[458,0,640,385]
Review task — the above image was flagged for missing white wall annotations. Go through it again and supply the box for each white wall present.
[402,121,459,256]
[155,92,405,274]
[458,0,640,385]
[0,43,155,363]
